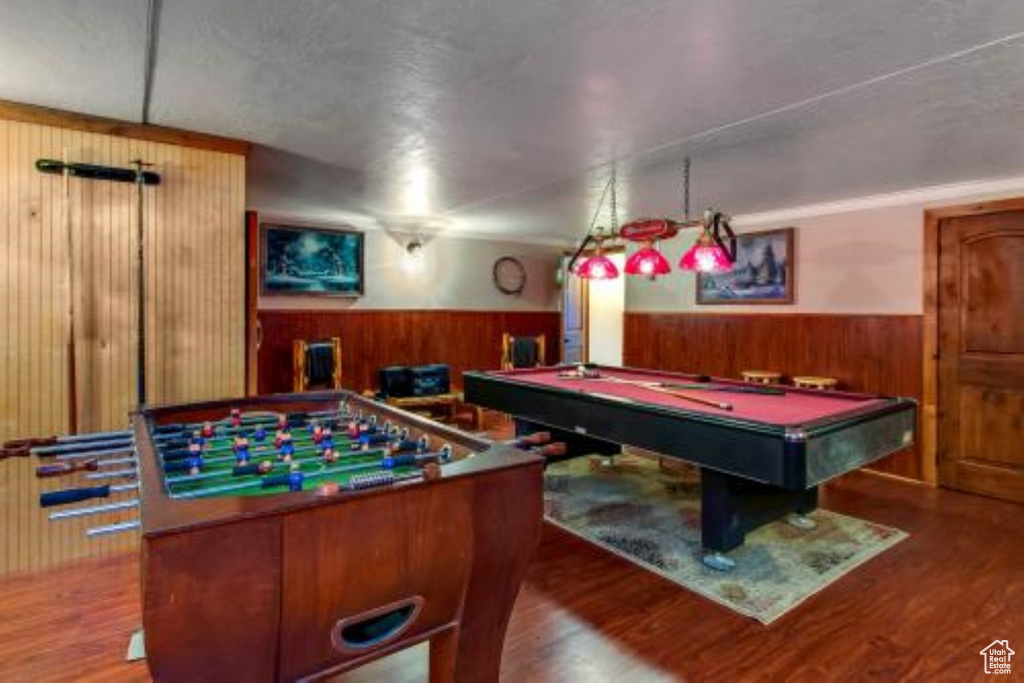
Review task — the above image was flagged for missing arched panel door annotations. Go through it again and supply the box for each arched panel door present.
[938,210,1024,503]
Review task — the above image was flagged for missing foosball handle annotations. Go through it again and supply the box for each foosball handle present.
[36,460,98,478]
[514,432,551,448]
[0,447,31,460]
[2,437,56,451]
[40,485,111,508]
[534,442,567,458]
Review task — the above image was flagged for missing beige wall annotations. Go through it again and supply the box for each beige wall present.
[257,221,563,312]
[626,179,1024,314]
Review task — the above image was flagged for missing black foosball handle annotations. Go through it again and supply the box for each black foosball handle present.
[40,485,110,508]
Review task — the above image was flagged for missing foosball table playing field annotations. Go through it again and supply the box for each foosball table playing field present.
[10,391,552,682]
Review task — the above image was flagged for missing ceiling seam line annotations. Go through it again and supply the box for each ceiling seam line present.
[141,0,163,124]
[437,28,1024,218]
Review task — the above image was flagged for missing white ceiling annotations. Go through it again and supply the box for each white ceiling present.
[3,1,1024,240]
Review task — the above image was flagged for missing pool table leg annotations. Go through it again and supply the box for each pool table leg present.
[700,468,819,567]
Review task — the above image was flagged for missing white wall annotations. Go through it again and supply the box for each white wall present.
[626,178,1024,314]
[587,253,625,365]
[258,223,563,311]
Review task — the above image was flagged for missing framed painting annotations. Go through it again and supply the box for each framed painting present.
[261,223,364,297]
[696,227,794,304]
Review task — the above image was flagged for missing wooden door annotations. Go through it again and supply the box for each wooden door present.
[561,255,588,364]
[938,209,1024,503]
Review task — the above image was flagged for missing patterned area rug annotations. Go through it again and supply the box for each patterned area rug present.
[544,456,907,624]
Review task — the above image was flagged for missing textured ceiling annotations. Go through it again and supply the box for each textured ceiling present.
[3,1,1024,239]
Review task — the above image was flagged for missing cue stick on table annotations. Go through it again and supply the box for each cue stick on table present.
[566,374,733,411]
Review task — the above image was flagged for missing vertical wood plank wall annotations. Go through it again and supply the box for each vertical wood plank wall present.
[0,118,246,575]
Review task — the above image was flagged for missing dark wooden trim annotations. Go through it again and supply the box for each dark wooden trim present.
[922,196,1024,486]
[257,309,561,395]
[0,98,251,156]
[245,211,260,395]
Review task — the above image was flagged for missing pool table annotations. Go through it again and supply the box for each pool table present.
[463,365,917,570]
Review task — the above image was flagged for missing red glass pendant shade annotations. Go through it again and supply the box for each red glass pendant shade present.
[679,231,733,273]
[625,244,671,277]
[575,250,620,280]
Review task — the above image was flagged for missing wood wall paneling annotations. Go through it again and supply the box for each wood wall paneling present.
[0,117,246,575]
[623,312,924,479]
[257,310,561,395]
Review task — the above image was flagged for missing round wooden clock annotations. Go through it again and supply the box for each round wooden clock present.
[493,256,527,296]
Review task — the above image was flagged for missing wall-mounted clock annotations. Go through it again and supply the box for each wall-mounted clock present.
[493,256,527,296]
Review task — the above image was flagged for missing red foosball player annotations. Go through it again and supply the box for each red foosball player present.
[200,422,215,439]
[322,447,337,463]
[276,414,288,430]
[230,408,242,428]
[274,428,291,449]
[312,424,324,444]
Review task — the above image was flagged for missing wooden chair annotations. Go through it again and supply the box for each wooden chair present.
[293,338,342,392]
[501,333,546,370]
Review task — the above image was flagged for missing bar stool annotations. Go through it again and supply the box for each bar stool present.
[792,376,838,390]
[741,370,782,385]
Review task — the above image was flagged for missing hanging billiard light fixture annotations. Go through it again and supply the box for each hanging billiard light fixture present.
[568,157,737,280]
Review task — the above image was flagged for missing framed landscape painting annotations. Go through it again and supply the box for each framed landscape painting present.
[697,227,794,304]
[261,223,364,297]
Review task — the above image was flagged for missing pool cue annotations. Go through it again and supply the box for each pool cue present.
[63,147,78,434]
[131,159,153,407]
[573,374,733,411]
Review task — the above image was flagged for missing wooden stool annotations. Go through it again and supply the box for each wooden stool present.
[793,376,838,390]
[741,370,781,385]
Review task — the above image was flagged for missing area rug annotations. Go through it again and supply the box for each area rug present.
[543,456,907,624]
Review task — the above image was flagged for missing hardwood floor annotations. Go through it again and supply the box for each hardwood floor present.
[1,472,1020,682]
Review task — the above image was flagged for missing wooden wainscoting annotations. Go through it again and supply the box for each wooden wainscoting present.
[0,116,246,575]
[624,312,924,480]
[257,309,561,394]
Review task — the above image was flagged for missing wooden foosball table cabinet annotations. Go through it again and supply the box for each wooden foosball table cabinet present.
[134,391,543,682]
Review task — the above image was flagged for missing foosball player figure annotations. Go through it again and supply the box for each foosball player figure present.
[190,431,206,448]
[187,455,203,476]
[288,464,303,492]
[259,459,274,474]
[274,427,291,449]
[230,408,242,428]
[253,427,267,443]
[276,414,289,430]
[278,434,295,462]
[200,422,215,439]
[235,445,251,466]
[322,447,338,463]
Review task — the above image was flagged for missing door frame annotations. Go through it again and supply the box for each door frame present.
[922,196,1024,486]
[560,246,627,364]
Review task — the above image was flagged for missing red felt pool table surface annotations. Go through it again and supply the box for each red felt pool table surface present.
[492,366,888,427]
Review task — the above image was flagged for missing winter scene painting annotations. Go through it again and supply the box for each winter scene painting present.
[697,228,794,304]
[262,224,364,296]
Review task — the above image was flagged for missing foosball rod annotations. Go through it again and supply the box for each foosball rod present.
[55,445,136,461]
[5,407,345,454]
[33,437,134,456]
[171,447,451,500]
[86,519,141,537]
[49,498,139,520]
[35,456,137,479]
[84,468,137,480]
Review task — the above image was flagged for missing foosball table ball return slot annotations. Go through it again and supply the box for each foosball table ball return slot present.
[122,390,546,682]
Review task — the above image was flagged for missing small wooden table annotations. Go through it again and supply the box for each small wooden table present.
[792,376,839,390]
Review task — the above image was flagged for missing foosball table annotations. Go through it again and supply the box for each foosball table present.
[8,391,549,682]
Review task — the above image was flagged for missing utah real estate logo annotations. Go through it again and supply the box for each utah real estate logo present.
[980,640,1014,675]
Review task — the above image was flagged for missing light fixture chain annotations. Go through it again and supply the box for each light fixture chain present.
[610,165,619,233]
[683,157,691,222]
